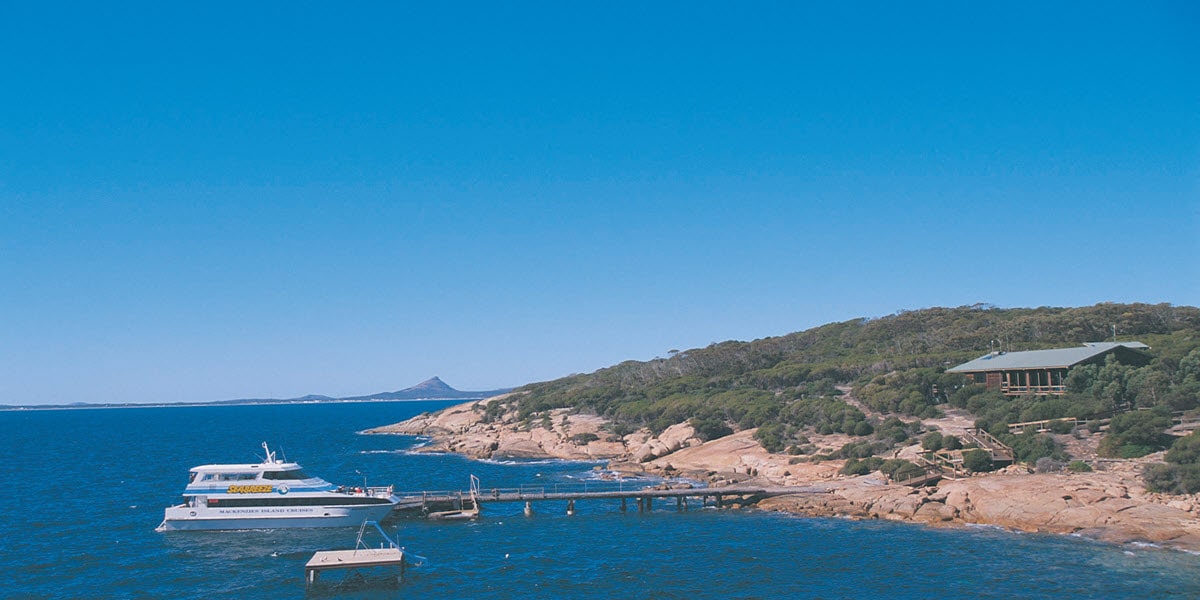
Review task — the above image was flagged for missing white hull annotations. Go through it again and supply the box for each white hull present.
[158,503,395,531]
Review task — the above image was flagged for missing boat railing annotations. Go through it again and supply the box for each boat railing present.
[366,485,395,497]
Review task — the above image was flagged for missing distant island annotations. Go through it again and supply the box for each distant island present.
[1,376,511,410]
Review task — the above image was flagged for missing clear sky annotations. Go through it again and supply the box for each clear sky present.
[1,3,1197,405]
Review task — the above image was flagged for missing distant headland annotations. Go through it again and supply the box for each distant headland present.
[0,376,511,411]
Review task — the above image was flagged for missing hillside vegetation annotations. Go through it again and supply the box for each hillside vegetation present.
[496,303,1200,489]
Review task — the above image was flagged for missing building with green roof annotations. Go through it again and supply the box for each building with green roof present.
[947,341,1151,396]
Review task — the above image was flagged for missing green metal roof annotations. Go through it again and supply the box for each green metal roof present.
[947,342,1149,373]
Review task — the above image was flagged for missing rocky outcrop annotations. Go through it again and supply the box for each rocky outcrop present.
[631,423,702,462]
[759,471,1200,552]
[363,396,629,461]
[366,398,1200,553]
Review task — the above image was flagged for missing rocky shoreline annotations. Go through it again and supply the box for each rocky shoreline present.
[364,397,1200,553]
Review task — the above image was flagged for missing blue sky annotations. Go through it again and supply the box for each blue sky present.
[2,3,1197,405]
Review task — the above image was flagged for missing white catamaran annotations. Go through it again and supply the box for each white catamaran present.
[157,443,400,531]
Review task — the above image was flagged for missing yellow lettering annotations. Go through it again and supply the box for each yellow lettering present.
[226,485,274,494]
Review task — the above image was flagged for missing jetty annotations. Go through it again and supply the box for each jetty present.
[392,478,829,516]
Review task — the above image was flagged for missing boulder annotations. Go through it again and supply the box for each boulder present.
[912,501,958,523]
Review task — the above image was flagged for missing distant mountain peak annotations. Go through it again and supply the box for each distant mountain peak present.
[335,377,510,401]
[404,376,456,393]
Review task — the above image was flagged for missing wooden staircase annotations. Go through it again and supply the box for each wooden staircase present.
[898,429,1015,487]
[962,427,1014,463]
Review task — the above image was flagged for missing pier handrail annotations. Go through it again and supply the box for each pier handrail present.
[394,478,660,501]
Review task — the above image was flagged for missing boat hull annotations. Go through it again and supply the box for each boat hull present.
[158,503,395,531]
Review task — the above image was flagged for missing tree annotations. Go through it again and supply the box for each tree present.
[754,422,787,454]
[921,431,944,451]
[1098,409,1174,458]
[1145,431,1200,494]
[963,449,995,473]
[1127,367,1170,408]
[690,417,733,442]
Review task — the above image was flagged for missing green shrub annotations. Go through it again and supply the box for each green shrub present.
[855,368,963,417]
[569,432,599,445]
[1144,463,1200,494]
[922,431,944,451]
[836,440,887,459]
[1098,409,1173,458]
[785,443,819,456]
[754,422,787,454]
[880,459,924,481]
[605,422,636,438]
[1166,430,1200,465]
[942,435,962,450]
[1006,433,1066,464]
[963,449,995,473]
[690,417,733,441]
[875,417,918,445]
[1067,460,1093,473]
[1144,431,1200,494]
[841,456,885,476]
[1049,419,1075,434]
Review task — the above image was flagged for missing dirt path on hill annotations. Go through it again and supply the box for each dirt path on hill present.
[920,407,977,436]
[835,385,878,418]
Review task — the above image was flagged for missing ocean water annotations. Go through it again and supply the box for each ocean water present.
[2,401,1198,599]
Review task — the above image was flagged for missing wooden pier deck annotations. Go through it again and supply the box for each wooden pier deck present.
[305,548,406,587]
[392,481,829,514]
[305,520,413,589]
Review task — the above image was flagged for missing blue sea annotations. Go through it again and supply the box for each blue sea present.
[2,401,1199,599]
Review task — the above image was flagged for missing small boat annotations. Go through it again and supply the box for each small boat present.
[426,505,480,520]
[426,474,480,520]
[157,443,400,531]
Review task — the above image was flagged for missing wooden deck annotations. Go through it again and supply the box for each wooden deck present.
[305,548,406,588]
[306,547,405,572]
[393,482,830,514]
[305,521,411,589]
[906,427,1016,486]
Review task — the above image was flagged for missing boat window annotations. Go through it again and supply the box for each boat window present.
[212,496,393,508]
[188,472,198,484]
[262,470,310,480]
[204,472,258,482]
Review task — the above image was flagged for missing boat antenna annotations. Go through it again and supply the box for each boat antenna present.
[356,469,368,488]
[261,441,277,464]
